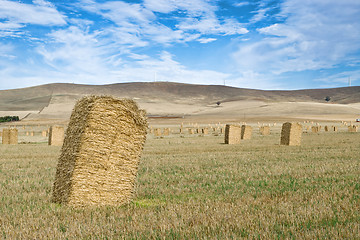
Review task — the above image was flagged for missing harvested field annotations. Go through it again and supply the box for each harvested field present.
[0,130,359,239]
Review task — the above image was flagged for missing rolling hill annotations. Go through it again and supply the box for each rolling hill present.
[0,82,359,121]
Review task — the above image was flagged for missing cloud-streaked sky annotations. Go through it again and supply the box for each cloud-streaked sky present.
[0,0,359,90]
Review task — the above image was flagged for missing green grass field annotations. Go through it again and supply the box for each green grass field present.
[0,130,359,239]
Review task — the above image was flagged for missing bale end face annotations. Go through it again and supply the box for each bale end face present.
[225,124,241,144]
[2,128,18,145]
[241,125,252,140]
[280,122,302,146]
[48,126,65,146]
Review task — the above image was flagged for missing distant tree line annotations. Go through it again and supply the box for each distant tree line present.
[0,116,19,122]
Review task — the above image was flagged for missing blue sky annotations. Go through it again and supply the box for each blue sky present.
[0,0,359,90]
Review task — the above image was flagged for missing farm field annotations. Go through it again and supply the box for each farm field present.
[0,127,359,239]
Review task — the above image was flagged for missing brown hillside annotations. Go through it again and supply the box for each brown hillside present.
[0,82,359,111]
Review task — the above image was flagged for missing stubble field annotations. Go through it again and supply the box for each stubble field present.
[0,127,359,239]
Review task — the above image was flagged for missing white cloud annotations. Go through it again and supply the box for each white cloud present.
[233,0,360,75]
[197,38,217,44]
[143,0,216,16]
[37,26,109,74]
[79,0,248,46]
[234,2,251,8]
[316,70,360,87]
[250,7,271,23]
[0,0,67,26]
[177,17,248,35]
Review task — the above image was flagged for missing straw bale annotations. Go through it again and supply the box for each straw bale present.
[30,131,34,136]
[332,126,338,132]
[311,126,320,133]
[52,95,147,207]
[42,130,48,137]
[224,124,241,144]
[2,128,18,144]
[48,126,64,146]
[324,126,329,132]
[241,125,252,140]
[26,131,29,136]
[220,127,224,134]
[154,128,161,136]
[163,128,170,136]
[188,128,194,134]
[348,125,358,133]
[259,126,270,136]
[280,122,302,146]
[2,128,10,144]
[202,128,209,135]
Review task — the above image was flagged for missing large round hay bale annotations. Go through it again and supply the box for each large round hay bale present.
[52,96,147,207]
[280,122,302,146]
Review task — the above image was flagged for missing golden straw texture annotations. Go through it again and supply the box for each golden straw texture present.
[241,125,252,140]
[52,96,147,207]
[2,128,18,145]
[224,124,241,144]
[259,126,270,136]
[280,122,302,146]
[48,126,65,146]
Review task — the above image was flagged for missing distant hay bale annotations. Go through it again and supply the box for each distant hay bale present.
[311,126,320,133]
[42,130,48,137]
[259,126,270,136]
[241,125,252,140]
[26,131,29,136]
[163,128,170,136]
[188,128,194,134]
[154,128,161,137]
[2,128,18,145]
[280,122,302,146]
[48,126,64,146]
[348,125,358,133]
[9,128,18,144]
[30,131,34,136]
[202,128,209,135]
[324,126,329,132]
[52,95,147,207]
[332,126,338,132]
[224,124,241,144]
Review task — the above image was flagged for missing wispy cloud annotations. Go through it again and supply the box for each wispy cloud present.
[316,70,360,88]
[0,0,67,26]
[79,0,248,46]
[233,2,251,8]
[233,0,360,76]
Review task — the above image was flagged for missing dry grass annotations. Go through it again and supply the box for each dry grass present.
[0,130,359,239]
